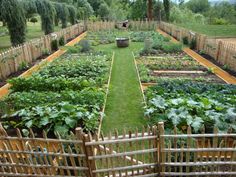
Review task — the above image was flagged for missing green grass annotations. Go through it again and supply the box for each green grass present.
[175,23,236,37]
[95,39,146,134]
[0,21,61,51]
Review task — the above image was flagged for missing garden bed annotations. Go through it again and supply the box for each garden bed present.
[0,42,113,138]
[132,30,235,134]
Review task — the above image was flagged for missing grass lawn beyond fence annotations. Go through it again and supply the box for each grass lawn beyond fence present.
[175,23,236,37]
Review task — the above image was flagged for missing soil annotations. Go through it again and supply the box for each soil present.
[196,51,236,77]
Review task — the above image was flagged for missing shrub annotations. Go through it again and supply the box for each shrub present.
[182,36,189,45]
[42,48,50,56]
[162,42,182,53]
[190,38,197,50]
[212,18,230,25]
[30,17,38,24]
[79,40,91,53]
[18,61,29,71]
[51,39,58,51]
[59,37,65,46]
[66,46,81,54]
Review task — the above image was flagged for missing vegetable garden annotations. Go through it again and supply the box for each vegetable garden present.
[0,21,236,176]
[0,23,236,137]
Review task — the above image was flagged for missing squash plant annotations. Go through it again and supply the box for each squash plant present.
[145,80,236,133]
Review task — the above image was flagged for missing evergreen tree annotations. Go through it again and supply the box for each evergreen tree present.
[163,0,170,21]
[68,6,76,24]
[35,0,55,34]
[0,0,26,46]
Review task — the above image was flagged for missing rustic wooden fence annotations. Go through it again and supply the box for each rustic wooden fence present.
[0,122,235,176]
[86,21,157,32]
[159,22,236,73]
[0,24,85,81]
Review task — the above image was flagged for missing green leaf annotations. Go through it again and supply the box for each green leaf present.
[65,117,77,128]
[25,120,33,128]
[39,117,50,126]
[191,117,204,133]
[150,96,167,110]
[54,125,69,136]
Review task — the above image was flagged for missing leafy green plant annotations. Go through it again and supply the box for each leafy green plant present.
[51,39,59,51]
[145,80,236,133]
[182,36,189,45]
[161,42,182,53]
[59,36,65,46]
[18,61,29,71]
[3,102,100,137]
[79,40,91,53]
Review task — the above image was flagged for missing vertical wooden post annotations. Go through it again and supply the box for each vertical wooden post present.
[76,128,92,177]
[76,127,97,177]
[158,122,165,176]
[152,125,159,173]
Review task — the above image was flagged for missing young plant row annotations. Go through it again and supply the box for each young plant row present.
[1,52,112,137]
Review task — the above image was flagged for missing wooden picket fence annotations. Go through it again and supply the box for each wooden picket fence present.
[0,24,85,81]
[0,122,235,176]
[159,22,236,73]
[86,21,157,32]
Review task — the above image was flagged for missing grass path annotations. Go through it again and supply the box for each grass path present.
[97,42,146,134]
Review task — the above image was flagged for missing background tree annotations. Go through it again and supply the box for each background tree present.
[130,0,147,20]
[163,0,170,21]
[35,0,55,34]
[97,2,110,21]
[185,0,210,14]
[147,0,153,21]
[21,0,37,21]
[0,0,26,46]
[77,0,94,20]
[67,6,76,24]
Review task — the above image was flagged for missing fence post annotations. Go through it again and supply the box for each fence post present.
[76,128,97,177]
[216,41,223,61]
[76,128,92,177]
[158,122,165,176]
[152,125,159,173]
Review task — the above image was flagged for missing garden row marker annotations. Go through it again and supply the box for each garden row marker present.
[0,32,87,99]
[157,29,236,85]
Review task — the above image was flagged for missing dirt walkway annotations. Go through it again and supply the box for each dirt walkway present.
[157,29,236,84]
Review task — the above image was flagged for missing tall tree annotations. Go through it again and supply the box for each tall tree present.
[35,0,55,34]
[147,0,153,21]
[130,0,147,20]
[163,0,170,21]
[0,0,26,46]
[67,6,76,24]
[186,0,210,14]
[97,2,110,21]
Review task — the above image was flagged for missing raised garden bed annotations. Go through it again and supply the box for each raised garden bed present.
[0,49,113,138]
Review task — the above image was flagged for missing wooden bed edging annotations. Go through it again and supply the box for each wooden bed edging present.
[157,28,236,84]
[0,32,87,99]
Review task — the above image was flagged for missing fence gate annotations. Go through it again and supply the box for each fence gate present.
[84,126,159,177]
